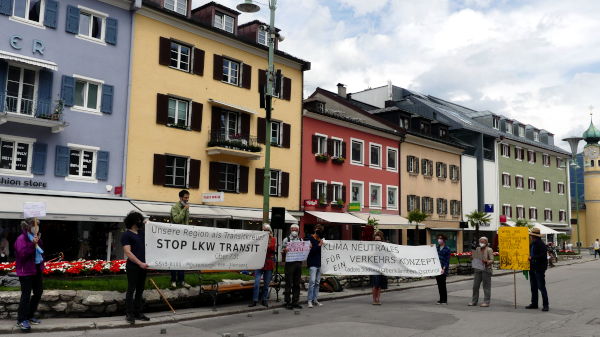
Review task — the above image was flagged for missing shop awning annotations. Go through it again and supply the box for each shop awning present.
[306,211,366,224]
[225,208,298,223]
[131,201,230,219]
[534,223,562,235]
[0,193,135,222]
[351,213,410,229]
[0,51,58,71]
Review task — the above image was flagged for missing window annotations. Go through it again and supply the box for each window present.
[165,155,188,187]
[407,195,419,212]
[516,206,525,219]
[315,134,327,155]
[164,0,187,15]
[350,181,363,206]
[506,122,513,134]
[437,198,448,215]
[502,204,512,218]
[214,12,235,33]
[527,150,536,164]
[450,200,461,217]
[422,197,433,214]
[449,165,460,181]
[258,30,267,46]
[399,117,409,129]
[369,143,382,168]
[502,173,511,187]
[515,147,524,161]
[331,138,343,158]
[387,148,398,171]
[542,154,550,167]
[271,121,282,146]
[369,184,382,208]
[515,176,524,189]
[557,183,565,195]
[351,139,363,165]
[222,59,240,86]
[501,144,510,157]
[528,177,536,191]
[167,98,189,128]
[439,128,447,138]
[12,0,44,23]
[543,180,551,193]
[69,147,96,179]
[332,183,343,203]
[544,209,553,222]
[518,125,525,137]
[219,111,241,139]
[421,159,433,177]
[529,207,537,221]
[219,163,239,192]
[78,10,105,40]
[559,210,566,222]
[556,158,564,169]
[169,41,191,72]
[387,186,398,210]
[5,65,36,116]
[492,117,499,130]
[0,136,33,175]
[436,162,447,179]
[407,155,419,174]
[420,121,431,134]
[533,131,539,142]
[74,77,102,112]
[269,170,280,196]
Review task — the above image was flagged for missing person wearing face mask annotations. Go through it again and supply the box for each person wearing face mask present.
[306,224,325,308]
[370,231,388,305]
[14,218,44,332]
[435,234,451,305]
[469,236,494,307]
[121,211,150,324]
[249,224,276,307]
[169,190,192,289]
[282,224,303,310]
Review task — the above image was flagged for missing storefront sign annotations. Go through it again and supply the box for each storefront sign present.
[348,202,361,212]
[321,240,442,277]
[23,202,46,218]
[484,204,494,213]
[284,241,310,262]
[0,177,47,188]
[304,199,318,207]
[9,35,45,55]
[498,227,530,270]
[202,192,224,202]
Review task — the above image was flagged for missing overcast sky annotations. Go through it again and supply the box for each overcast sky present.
[194,0,600,151]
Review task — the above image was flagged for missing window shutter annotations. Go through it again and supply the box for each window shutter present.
[507,146,511,157]
[153,154,166,185]
[60,75,75,107]
[415,157,420,174]
[0,61,6,112]
[255,168,264,195]
[159,37,171,66]
[211,108,225,135]
[443,164,447,178]
[190,102,203,131]
[0,0,12,15]
[327,139,334,157]
[415,196,421,211]
[65,5,80,34]
[100,84,114,114]
[527,151,530,162]
[258,69,267,93]
[238,165,249,193]
[241,113,250,137]
[282,77,292,100]
[192,48,205,76]
[44,0,58,28]
[281,171,290,197]
[421,159,426,175]
[241,64,252,89]
[96,151,109,181]
[105,18,118,45]
[341,141,347,159]
[311,182,318,200]
[257,117,266,144]
[31,143,47,175]
[312,135,318,154]
[156,94,169,125]
[341,185,346,202]
[534,153,537,163]
[213,54,224,81]
[37,70,53,117]
[188,159,200,188]
[282,123,291,148]
[209,162,221,190]
[407,196,411,211]
[54,145,70,177]
[406,156,411,172]
[326,184,333,203]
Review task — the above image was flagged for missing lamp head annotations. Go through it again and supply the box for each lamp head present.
[237,0,260,13]
[562,137,583,156]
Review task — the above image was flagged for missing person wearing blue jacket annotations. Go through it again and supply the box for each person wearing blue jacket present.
[306,224,324,308]
[436,234,451,305]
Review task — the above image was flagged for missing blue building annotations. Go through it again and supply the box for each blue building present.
[570,152,584,210]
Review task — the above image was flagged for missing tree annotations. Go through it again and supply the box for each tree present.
[515,218,533,229]
[408,209,428,245]
[557,233,571,250]
[466,210,492,242]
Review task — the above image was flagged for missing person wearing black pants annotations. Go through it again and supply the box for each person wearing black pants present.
[282,224,303,310]
[436,234,451,305]
[121,211,150,324]
[526,228,549,311]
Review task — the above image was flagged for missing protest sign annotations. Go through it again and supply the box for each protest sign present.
[498,227,530,271]
[321,240,442,277]
[23,202,46,218]
[284,241,310,262]
[145,221,269,270]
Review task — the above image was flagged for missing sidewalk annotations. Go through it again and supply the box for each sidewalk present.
[0,255,594,334]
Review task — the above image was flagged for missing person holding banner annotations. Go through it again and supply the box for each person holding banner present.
[170,190,192,289]
[249,224,277,308]
[282,224,303,310]
[307,225,324,308]
[469,237,494,307]
[370,231,388,305]
[121,211,150,324]
[526,228,549,312]
[435,234,451,305]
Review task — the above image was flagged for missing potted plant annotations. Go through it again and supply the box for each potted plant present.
[332,199,344,209]
[408,209,428,246]
[315,153,330,162]
[332,156,345,164]
[318,196,328,208]
[51,98,64,121]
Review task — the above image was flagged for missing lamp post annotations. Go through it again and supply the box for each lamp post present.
[563,137,583,254]
[237,0,278,224]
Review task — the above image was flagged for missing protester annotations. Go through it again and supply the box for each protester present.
[469,236,494,307]
[307,225,324,308]
[249,224,276,308]
[282,224,303,310]
[526,228,549,312]
[436,234,451,305]
[0,228,9,263]
[594,239,600,259]
[370,231,388,305]
[14,218,44,332]
[170,189,191,289]
[121,211,150,324]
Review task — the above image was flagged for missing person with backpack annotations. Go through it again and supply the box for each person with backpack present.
[282,224,303,310]
[307,225,324,308]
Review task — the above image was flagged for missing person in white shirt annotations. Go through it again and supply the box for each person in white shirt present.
[594,239,600,259]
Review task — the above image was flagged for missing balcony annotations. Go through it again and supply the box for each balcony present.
[0,92,66,133]
[206,130,262,160]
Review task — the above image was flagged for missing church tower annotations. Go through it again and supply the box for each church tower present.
[582,117,600,246]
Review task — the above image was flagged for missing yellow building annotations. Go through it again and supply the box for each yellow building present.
[125,1,309,226]
[578,120,600,247]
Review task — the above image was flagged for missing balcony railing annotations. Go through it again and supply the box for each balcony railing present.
[207,130,261,153]
[1,91,62,121]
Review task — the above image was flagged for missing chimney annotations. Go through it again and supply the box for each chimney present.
[337,83,347,98]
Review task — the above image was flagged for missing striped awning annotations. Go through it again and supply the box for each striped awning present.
[0,51,58,71]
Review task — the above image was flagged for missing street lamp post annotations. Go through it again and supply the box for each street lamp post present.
[563,137,583,254]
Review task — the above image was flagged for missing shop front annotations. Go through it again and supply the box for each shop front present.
[300,210,367,240]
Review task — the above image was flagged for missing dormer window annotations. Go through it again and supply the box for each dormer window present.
[518,125,525,137]
[258,30,268,46]
[533,131,539,142]
[506,122,513,134]
[439,128,447,138]
[492,117,499,129]
[215,12,235,33]
[399,117,409,129]
[164,0,187,16]
[420,122,431,135]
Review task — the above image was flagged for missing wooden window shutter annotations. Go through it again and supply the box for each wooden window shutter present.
[241,113,250,137]
[341,141,347,159]
[209,162,221,190]
[153,154,166,185]
[241,63,252,89]
[508,146,511,157]
[282,123,291,148]
[238,165,249,193]
[211,107,224,133]
[255,168,264,195]
[311,182,318,200]
[326,184,333,203]
[312,135,318,153]
[327,139,334,156]
[156,94,169,125]
[281,171,290,197]
[407,196,411,211]
[415,196,421,211]
[415,157,419,174]
[192,48,205,76]
[190,102,203,131]
[341,185,346,202]
[406,156,412,172]
[213,54,224,81]
[159,37,171,66]
[534,152,537,163]
[527,151,530,162]
[96,151,110,181]
[258,69,267,93]
[421,159,426,174]
[31,143,47,175]
[257,117,266,144]
[188,159,201,189]
[282,77,291,100]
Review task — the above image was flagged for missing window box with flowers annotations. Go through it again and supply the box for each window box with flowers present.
[315,153,330,162]
[317,196,328,208]
[332,156,345,165]
[331,199,344,209]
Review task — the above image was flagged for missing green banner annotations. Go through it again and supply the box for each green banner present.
[348,202,361,212]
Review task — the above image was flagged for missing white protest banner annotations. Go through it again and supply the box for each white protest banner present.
[285,241,310,262]
[145,221,269,271]
[321,240,442,277]
[23,202,46,218]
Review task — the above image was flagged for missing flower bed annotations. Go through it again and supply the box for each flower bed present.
[557,250,578,255]
[451,252,500,257]
[0,260,127,276]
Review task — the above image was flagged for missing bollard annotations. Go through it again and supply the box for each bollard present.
[238,333,245,337]
[247,313,253,317]
[160,328,167,334]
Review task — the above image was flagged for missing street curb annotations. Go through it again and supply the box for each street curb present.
[0,257,593,334]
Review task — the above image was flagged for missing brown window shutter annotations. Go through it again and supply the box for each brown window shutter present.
[407,196,411,211]
[241,113,250,137]
[326,184,333,203]
[534,153,537,163]
[282,123,291,148]
[257,117,266,144]
[188,159,201,189]
[153,154,166,185]
[241,64,252,89]
[255,168,264,195]
[211,107,223,134]
[312,135,318,153]
[327,138,334,156]
[190,102,203,131]
[282,77,291,100]
[311,182,318,200]
[238,165,249,193]
[527,151,530,162]
[213,54,223,81]
[415,196,421,211]
[508,146,511,157]
[159,37,171,66]
[209,162,221,190]
[258,69,267,93]
[192,48,205,76]
[341,141,347,159]
[341,185,346,202]
[415,157,419,174]
[407,156,412,172]
[281,171,289,197]
[156,93,169,125]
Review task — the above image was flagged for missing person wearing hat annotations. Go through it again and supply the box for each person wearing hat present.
[526,228,549,312]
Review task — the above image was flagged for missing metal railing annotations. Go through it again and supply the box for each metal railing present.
[207,130,261,153]
[1,91,61,121]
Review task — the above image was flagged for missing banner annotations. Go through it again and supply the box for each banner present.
[285,241,310,262]
[498,227,530,270]
[321,240,442,277]
[145,222,269,271]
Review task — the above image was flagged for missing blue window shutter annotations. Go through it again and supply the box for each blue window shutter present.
[60,75,75,107]
[0,0,12,16]
[105,18,118,45]
[55,145,70,177]
[0,60,7,113]
[100,84,114,114]
[37,70,53,118]
[96,151,109,181]
[44,0,58,28]
[65,5,80,34]
[32,143,48,175]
